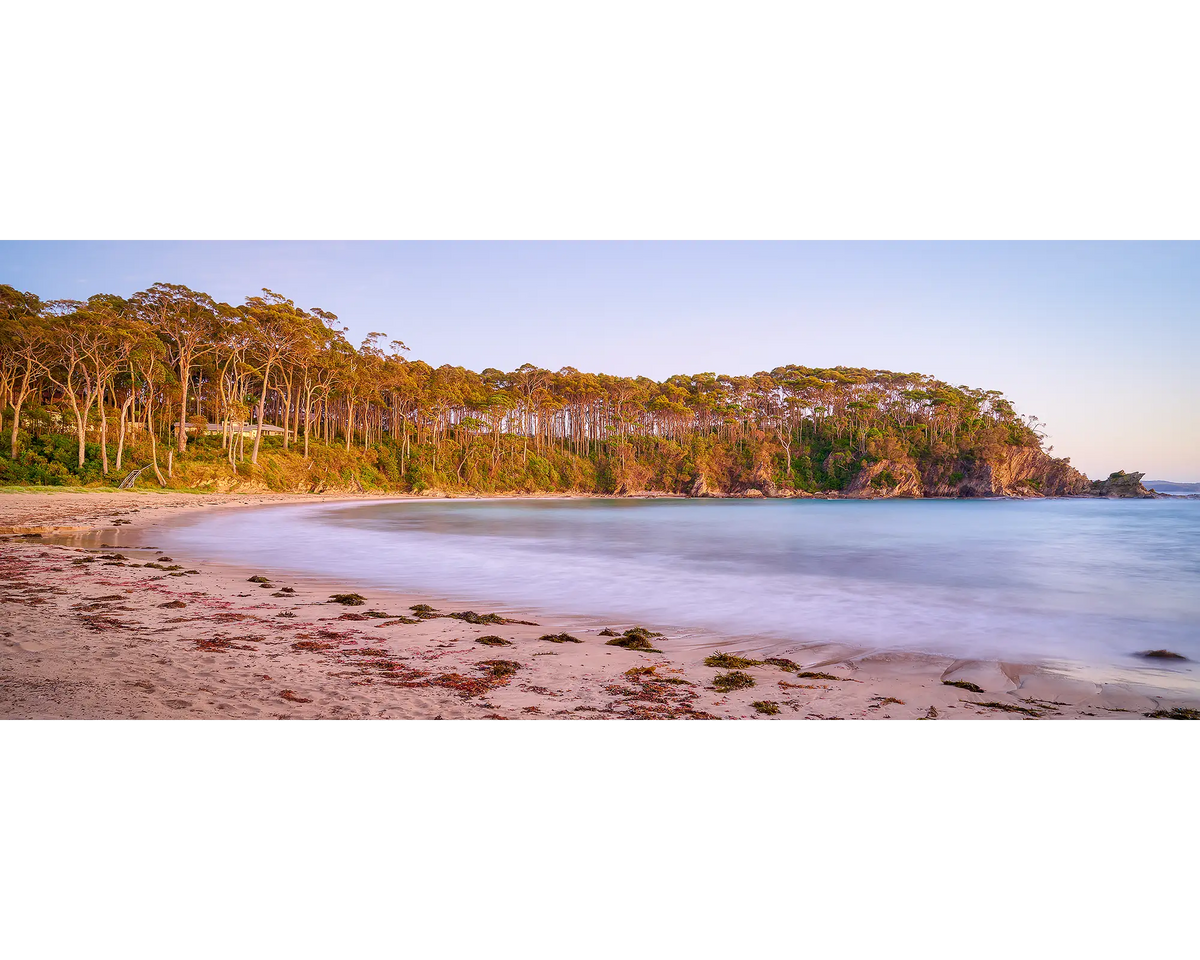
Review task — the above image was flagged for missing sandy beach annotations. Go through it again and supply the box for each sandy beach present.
[1,490,1196,720]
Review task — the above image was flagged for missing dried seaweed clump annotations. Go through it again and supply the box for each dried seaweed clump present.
[752,700,781,715]
[476,635,512,646]
[604,627,663,652]
[704,651,761,669]
[247,575,271,583]
[329,593,366,606]
[1144,707,1200,720]
[713,670,756,692]
[539,633,582,644]
[942,679,984,693]
[477,659,521,679]
[449,610,505,625]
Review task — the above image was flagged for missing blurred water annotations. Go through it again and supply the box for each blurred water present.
[158,497,1200,670]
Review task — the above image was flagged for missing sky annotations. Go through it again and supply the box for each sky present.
[2,240,1197,480]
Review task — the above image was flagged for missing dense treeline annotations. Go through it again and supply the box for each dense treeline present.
[1,281,1050,494]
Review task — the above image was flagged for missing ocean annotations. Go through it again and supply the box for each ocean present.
[157,497,1200,679]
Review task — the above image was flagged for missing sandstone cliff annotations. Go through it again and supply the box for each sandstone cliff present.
[841,446,1091,498]
[688,444,1096,499]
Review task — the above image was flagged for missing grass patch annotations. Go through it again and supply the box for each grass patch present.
[943,679,984,693]
[713,670,756,692]
[752,700,780,715]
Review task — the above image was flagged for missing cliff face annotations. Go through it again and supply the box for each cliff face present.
[932,446,1092,498]
[689,444,1095,499]
[840,446,1090,498]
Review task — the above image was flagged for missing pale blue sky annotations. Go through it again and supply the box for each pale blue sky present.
[2,241,1197,480]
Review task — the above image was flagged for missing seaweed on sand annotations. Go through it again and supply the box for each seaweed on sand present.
[797,671,846,681]
[449,610,505,625]
[1138,650,1189,661]
[279,689,312,703]
[605,627,663,652]
[477,659,521,678]
[330,593,366,606]
[962,700,1042,717]
[943,679,985,693]
[476,636,512,646]
[1144,707,1200,719]
[752,700,781,715]
[704,651,762,669]
[712,670,756,692]
[764,657,803,672]
[247,575,271,583]
[539,633,582,643]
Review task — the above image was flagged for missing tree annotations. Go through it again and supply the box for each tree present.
[241,290,308,465]
[0,285,50,458]
[131,283,224,454]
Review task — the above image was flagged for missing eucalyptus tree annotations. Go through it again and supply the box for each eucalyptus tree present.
[0,285,50,457]
[128,332,170,485]
[131,283,226,455]
[510,363,551,461]
[241,290,309,465]
[114,321,167,472]
[39,300,94,468]
[75,294,149,474]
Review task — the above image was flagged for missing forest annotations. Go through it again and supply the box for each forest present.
[0,281,1081,497]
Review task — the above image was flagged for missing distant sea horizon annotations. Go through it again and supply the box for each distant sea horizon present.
[1145,480,1200,493]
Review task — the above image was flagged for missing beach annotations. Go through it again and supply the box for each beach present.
[2,490,1196,720]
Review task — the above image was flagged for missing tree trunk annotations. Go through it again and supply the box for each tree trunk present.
[116,396,133,471]
[148,403,167,486]
[250,361,273,465]
[177,360,190,454]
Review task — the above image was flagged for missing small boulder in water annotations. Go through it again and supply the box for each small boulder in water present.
[1138,649,1189,661]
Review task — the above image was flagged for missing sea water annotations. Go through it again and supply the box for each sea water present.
[158,497,1200,675]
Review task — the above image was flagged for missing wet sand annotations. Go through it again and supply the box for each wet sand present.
[2,490,1196,719]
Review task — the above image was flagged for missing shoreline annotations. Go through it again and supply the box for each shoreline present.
[2,490,1197,719]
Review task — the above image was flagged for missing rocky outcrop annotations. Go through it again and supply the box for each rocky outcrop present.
[687,474,715,497]
[1090,471,1155,498]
